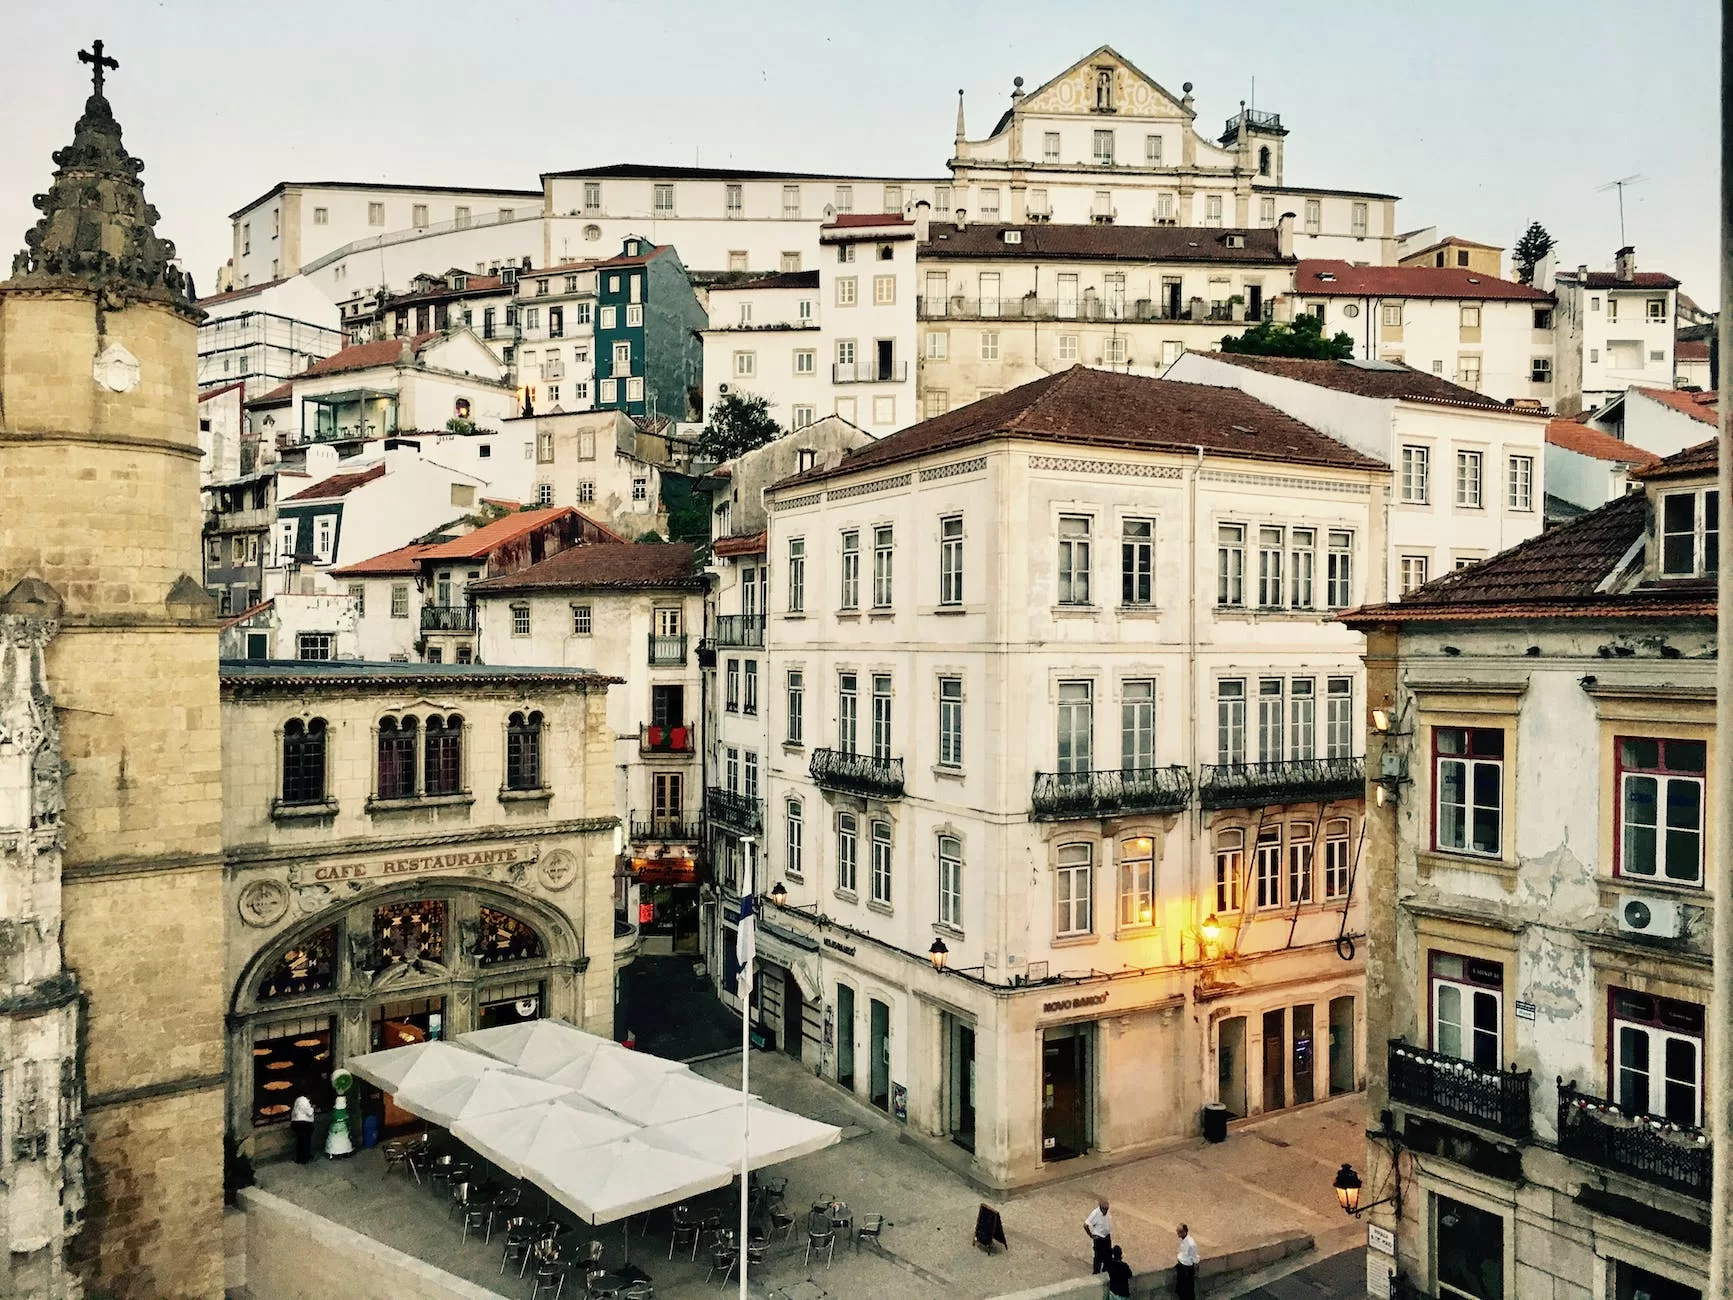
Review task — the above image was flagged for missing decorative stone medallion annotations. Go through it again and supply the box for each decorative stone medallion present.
[538,849,577,892]
[237,878,291,928]
[91,343,140,393]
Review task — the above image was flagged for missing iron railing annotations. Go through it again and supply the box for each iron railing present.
[420,604,476,632]
[710,615,765,648]
[1198,756,1364,810]
[638,722,695,755]
[1030,766,1192,820]
[1388,1040,1532,1140]
[1222,108,1284,138]
[1557,1080,1711,1200]
[628,812,702,842]
[705,786,763,833]
[647,633,688,666]
[916,296,1270,325]
[831,361,909,384]
[809,748,905,799]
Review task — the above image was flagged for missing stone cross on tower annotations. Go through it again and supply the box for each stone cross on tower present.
[77,39,118,98]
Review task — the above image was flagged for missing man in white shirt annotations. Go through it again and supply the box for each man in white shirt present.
[1175,1223,1200,1299]
[1083,1198,1113,1274]
[290,1092,316,1164]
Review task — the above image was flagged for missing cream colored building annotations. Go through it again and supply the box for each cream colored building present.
[220,660,620,1158]
[708,367,1385,1188]
[1345,437,1717,1300]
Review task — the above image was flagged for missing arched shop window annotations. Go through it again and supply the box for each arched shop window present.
[252,1016,333,1126]
[476,907,545,965]
[374,900,447,970]
[257,925,336,1000]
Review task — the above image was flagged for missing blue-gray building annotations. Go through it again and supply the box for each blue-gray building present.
[592,236,705,421]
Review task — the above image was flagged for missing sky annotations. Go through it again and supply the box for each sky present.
[0,1,1721,305]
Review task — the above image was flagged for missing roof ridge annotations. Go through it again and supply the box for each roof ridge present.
[1004,366,1089,432]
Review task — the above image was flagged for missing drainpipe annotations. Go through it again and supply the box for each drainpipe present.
[1187,446,1204,929]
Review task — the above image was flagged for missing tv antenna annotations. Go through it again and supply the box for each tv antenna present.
[1596,174,1647,246]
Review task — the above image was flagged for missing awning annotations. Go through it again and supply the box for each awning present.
[452,1095,637,1179]
[345,1040,493,1094]
[640,1096,840,1172]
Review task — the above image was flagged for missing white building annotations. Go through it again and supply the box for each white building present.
[196,275,344,400]
[1550,247,1682,415]
[1675,337,1711,390]
[700,271,822,430]
[1542,417,1656,520]
[705,367,1384,1187]
[338,269,521,357]
[515,263,598,410]
[1165,353,1548,591]
[509,409,669,532]
[1286,260,1556,405]
[1583,384,1719,460]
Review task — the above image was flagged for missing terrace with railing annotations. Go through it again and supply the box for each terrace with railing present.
[1557,1080,1711,1200]
[709,615,764,649]
[419,605,476,632]
[1030,767,1192,821]
[704,786,763,834]
[1387,1040,1532,1140]
[647,634,688,666]
[1198,757,1364,810]
[638,722,695,756]
[809,748,905,800]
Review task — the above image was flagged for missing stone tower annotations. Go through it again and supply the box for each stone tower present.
[0,44,226,1299]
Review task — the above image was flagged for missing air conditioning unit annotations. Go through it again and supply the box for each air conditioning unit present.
[1616,894,1682,938]
[717,382,730,396]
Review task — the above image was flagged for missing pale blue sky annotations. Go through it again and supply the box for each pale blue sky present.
[1,1,1720,303]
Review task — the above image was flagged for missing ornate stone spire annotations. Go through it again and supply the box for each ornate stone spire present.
[7,41,197,314]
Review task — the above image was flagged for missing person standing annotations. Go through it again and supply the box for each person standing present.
[1106,1244,1134,1298]
[1084,1198,1113,1274]
[290,1092,316,1164]
[1175,1223,1200,1300]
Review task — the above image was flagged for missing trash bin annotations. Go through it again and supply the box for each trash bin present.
[361,1113,381,1149]
[1202,1102,1228,1144]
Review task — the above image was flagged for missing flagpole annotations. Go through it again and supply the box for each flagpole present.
[738,835,756,1300]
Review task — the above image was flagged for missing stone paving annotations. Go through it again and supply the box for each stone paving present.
[253,1050,1366,1299]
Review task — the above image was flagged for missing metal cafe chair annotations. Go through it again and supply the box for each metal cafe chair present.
[803,1212,836,1270]
[381,1133,427,1183]
[857,1214,884,1247]
[705,1234,738,1285]
[498,1217,536,1277]
[529,1256,570,1300]
[767,1205,797,1243]
[668,1205,700,1261]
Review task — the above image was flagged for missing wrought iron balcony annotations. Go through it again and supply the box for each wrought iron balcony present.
[628,812,702,842]
[1198,756,1364,810]
[648,633,688,666]
[1387,1040,1532,1141]
[1030,766,1192,821]
[831,361,909,384]
[638,722,695,756]
[420,604,476,632]
[705,786,763,834]
[809,748,905,799]
[710,614,765,648]
[1557,1080,1711,1200]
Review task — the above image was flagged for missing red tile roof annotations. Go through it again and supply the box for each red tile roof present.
[1632,437,1718,482]
[1403,235,1503,254]
[280,462,387,501]
[330,540,442,577]
[1632,386,1718,427]
[774,367,1386,491]
[248,382,294,407]
[469,542,704,593]
[197,277,288,308]
[302,332,439,379]
[1544,419,1658,467]
[414,507,621,561]
[198,381,246,403]
[594,244,672,269]
[712,531,766,557]
[709,271,821,292]
[1560,270,1681,290]
[920,223,1288,265]
[1295,260,1550,301]
[1676,339,1711,362]
[1204,353,1521,412]
[823,213,913,229]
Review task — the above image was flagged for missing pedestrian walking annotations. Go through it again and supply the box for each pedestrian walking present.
[1106,1244,1134,1298]
[1084,1197,1113,1274]
[1175,1223,1200,1300]
[290,1092,316,1164]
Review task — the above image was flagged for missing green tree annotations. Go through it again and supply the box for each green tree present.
[1513,222,1557,285]
[698,391,782,462]
[1220,312,1355,360]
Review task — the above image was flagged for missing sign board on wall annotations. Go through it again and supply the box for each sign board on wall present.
[892,1083,907,1122]
[1367,1224,1395,1255]
[1365,1255,1392,1300]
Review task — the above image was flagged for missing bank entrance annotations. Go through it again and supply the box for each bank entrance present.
[1041,1022,1094,1161]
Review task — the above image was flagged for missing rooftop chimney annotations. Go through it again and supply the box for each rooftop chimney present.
[1614,246,1636,282]
[1276,211,1295,258]
[913,199,931,244]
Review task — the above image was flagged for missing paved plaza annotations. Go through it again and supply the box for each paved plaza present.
[250,1046,1365,1299]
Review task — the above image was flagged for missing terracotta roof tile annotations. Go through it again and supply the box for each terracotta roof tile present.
[1632,436,1718,482]
[197,277,288,308]
[248,382,294,406]
[1204,353,1519,411]
[302,332,439,379]
[198,381,246,402]
[1676,339,1711,362]
[1632,386,1718,427]
[330,541,441,577]
[280,462,386,501]
[1560,270,1681,290]
[712,531,767,557]
[920,223,1288,264]
[470,542,704,593]
[709,271,821,292]
[1295,259,1550,301]
[1544,419,1657,466]
[414,507,622,561]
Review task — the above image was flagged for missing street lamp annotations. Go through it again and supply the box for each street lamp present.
[1332,1163,1363,1214]
[928,937,949,972]
[1199,914,1222,946]
[769,881,788,908]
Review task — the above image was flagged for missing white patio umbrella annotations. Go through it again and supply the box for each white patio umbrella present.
[579,1055,741,1126]
[459,1020,619,1077]
[527,1134,733,1226]
[395,1066,574,1129]
[451,1094,637,1179]
[639,1097,841,1173]
[344,1039,493,1094]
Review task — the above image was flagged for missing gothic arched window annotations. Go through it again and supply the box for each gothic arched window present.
[506,711,544,791]
[282,717,327,805]
[1258,146,1272,177]
[377,715,418,799]
[258,926,336,1000]
[477,907,545,965]
[425,714,464,796]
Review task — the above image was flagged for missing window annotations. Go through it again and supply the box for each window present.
[1257,679,1285,760]
[1507,456,1534,512]
[1105,336,1127,366]
[1326,678,1353,759]
[978,188,1000,218]
[1217,524,1245,607]
[1057,681,1093,774]
[1382,303,1403,328]
[779,185,801,218]
[938,676,964,768]
[1303,199,1321,234]
[872,526,894,609]
[600,306,616,331]
[1254,826,1282,908]
[1214,830,1243,913]
[1616,737,1706,885]
[1143,133,1163,165]
[870,821,892,906]
[725,659,740,713]
[388,584,410,620]
[1399,554,1429,594]
[1400,445,1430,503]
[1056,844,1093,936]
[1323,819,1352,899]
[1434,727,1504,856]
[836,339,856,375]
[376,716,418,800]
[1647,297,1667,321]
[1118,836,1154,929]
[793,405,815,428]
[979,331,999,361]
[297,632,333,661]
[367,202,384,226]
[794,349,816,376]
[721,182,741,217]
[724,746,739,794]
[281,718,327,805]
[780,252,802,274]
[923,391,948,419]
[1120,519,1153,606]
[1217,680,1246,765]
[1459,304,1481,331]
[837,672,858,753]
[743,660,759,716]
[424,714,463,796]
[1530,358,1552,384]
[1290,678,1316,758]
[873,275,895,305]
[733,351,755,379]
[578,480,596,503]
[1351,202,1368,237]
[1288,822,1315,904]
[1092,129,1115,165]
[924,331,949,361]
[1431,952,1503,1068]
[1121,679,1155,770]
[1058,334,1079,362]
[1289,528,1315,608]
[1057,515,1092,605]
[836,813,858,894]
[572,604,592,635]
[1259,196,1276,223]
[506,711,543,791]
[1326,532,1353,608]
[312,206,328,226]
[1659,489,1719,577]
[510,603,531,637]
[1205,194,1223,227]
[1611,988,1704,1125]
[836,277,857,308]
[839,531,860,609]
[1257,526,1284,607]
[868,674,893,762]
[1039,131,1062,163]
[783,537,806,613]
[1455,450,1483,508]
[625,304,644,328]
[939,515,964,605]
[784,669,805,746]
[743,749,759,801]
[536,482,554,506]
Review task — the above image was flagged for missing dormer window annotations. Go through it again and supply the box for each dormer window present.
[1659,487,1719,578]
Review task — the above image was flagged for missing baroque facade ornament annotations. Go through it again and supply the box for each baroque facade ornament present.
[236,879,290,928]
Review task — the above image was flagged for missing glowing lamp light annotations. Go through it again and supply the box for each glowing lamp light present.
[769,881,788,908]
[1199,913,1222,945]
[928,937,950,971]
[1372,708,1392,734]
[1333,1163,1363,1215]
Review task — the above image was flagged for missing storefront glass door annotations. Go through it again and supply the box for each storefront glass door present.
[1218,1016,1248,1117]
[1292,1004,1315,1105]
[835,984,856,1091]
[1262,1008,1286,1112]
[943,1012,976,1151]
[1328,996,1356,1095]
[1042,1023,1091,1161]
[869,998,891,1112]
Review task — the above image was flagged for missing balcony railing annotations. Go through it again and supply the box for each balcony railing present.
[915,296,1268,325]
[648,633,688,666]
[1388,1040,1532,1140]
[705,786,763,833]
[628,812,702,842]
[420,604,476,632]
[1222,107,1284,138]
[832,361,909,384]
[1030,766,1192,821]
[809,748,905,799]
[1557,1080,1711,1200]
[710,615,765,648]
[639,722,695,755]
[1198,756,1364,810]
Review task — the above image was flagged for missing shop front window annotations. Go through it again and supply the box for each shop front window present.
[251,1016,334,1126]
[374,900,448,969]
[476,907,545,965]
[257,926,337,1000]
